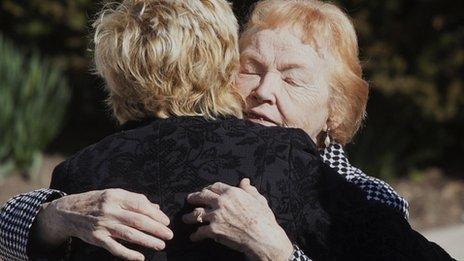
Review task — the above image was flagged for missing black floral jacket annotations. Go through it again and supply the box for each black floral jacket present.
[49,116,452,261]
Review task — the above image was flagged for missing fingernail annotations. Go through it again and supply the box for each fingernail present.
[156,241,166,250]
[167,230,174,240]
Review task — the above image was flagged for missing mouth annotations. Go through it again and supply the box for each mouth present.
[245,111,278,127]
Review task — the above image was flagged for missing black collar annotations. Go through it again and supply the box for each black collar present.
[117,115,237,132]
[118,117,159,131]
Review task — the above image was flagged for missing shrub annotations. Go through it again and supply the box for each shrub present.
[0,34,70,180]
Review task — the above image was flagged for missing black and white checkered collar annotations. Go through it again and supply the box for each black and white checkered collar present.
[320,142,410,219]
[320,142,349,167]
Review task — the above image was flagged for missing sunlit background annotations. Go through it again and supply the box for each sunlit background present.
[0,0,463,258]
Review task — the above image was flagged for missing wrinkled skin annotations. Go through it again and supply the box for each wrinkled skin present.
[238,28,331,141]
[33,189,173,261]
[183,179,293,261]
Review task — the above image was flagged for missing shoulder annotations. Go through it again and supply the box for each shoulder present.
[50,124,156,189]
[321,143,410,219]
[180,116,316,149]
[350,173,410,219]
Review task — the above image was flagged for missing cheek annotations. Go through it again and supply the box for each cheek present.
[274,90,301,125]
[279,86,330,136]
[237,75,259,98]
[301,88,330,137]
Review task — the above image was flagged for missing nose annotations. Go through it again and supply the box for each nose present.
[251,72,279,105]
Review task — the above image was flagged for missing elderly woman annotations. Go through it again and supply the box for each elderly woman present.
[180,0,451,260]
[0,0,450,260]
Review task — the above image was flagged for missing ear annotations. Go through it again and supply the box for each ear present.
[327,113,343,132]
[321,122,328,132]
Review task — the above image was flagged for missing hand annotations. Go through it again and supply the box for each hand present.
[32,188,173,261]
[182,179,293,261]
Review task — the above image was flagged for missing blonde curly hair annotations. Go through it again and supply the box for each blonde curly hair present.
[93,0,243,123]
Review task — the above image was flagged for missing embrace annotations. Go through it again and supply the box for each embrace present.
[0,0,454,260]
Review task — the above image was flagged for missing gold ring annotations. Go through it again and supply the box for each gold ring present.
[195,210,203,223]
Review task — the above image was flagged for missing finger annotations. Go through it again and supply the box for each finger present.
[239,178,251,187]
[107,223,166,251]
[116,210,173,240]
[239,178,259,196]
[182,207,209,224]
[186,190,219,207]
[99,236,145,261]
[206,182,233,194]
[120,193,170,226]
[189,225,214,242]
[239,179,267,203]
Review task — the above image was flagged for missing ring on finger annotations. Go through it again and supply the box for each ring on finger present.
[194,208,205,223]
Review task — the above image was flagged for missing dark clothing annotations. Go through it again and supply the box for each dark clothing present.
[49,116,452,260]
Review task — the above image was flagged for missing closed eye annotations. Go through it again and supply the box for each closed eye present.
[282,70,309,87]
[284,77,302,86]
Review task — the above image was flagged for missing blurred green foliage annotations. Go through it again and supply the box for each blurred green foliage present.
[334,0,464,180]
[0,0,463,180]
[0,35,70,179]
[0,0,94,70]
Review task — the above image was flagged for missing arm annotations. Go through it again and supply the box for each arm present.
[46,160,175,260]
[1,188,174,261]
[321,143,409,219]
[287,134,453,260]
[1,158,174,261]
[0,189,65,261]
[183,177,454,261]
[182,132,453,260]
[31,189,175,260]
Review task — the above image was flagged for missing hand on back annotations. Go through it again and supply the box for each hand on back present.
[35,188,173,261]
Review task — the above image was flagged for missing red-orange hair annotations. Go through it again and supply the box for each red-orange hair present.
[241,0,369,145]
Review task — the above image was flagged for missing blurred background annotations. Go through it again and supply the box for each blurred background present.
[0,0,463,257]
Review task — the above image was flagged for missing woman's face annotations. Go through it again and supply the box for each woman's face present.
[238,28,331,141]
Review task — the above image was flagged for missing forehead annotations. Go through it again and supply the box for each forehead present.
[241,28,321,65]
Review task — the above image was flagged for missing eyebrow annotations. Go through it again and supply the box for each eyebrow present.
[277,63,307,72]
[240,54,266,72]
[241,52,309,72]
[240,52,264,64]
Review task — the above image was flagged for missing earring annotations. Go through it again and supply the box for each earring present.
[324,129,331,148]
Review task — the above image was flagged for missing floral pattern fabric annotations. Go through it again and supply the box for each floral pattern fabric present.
[50,116,451,260]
